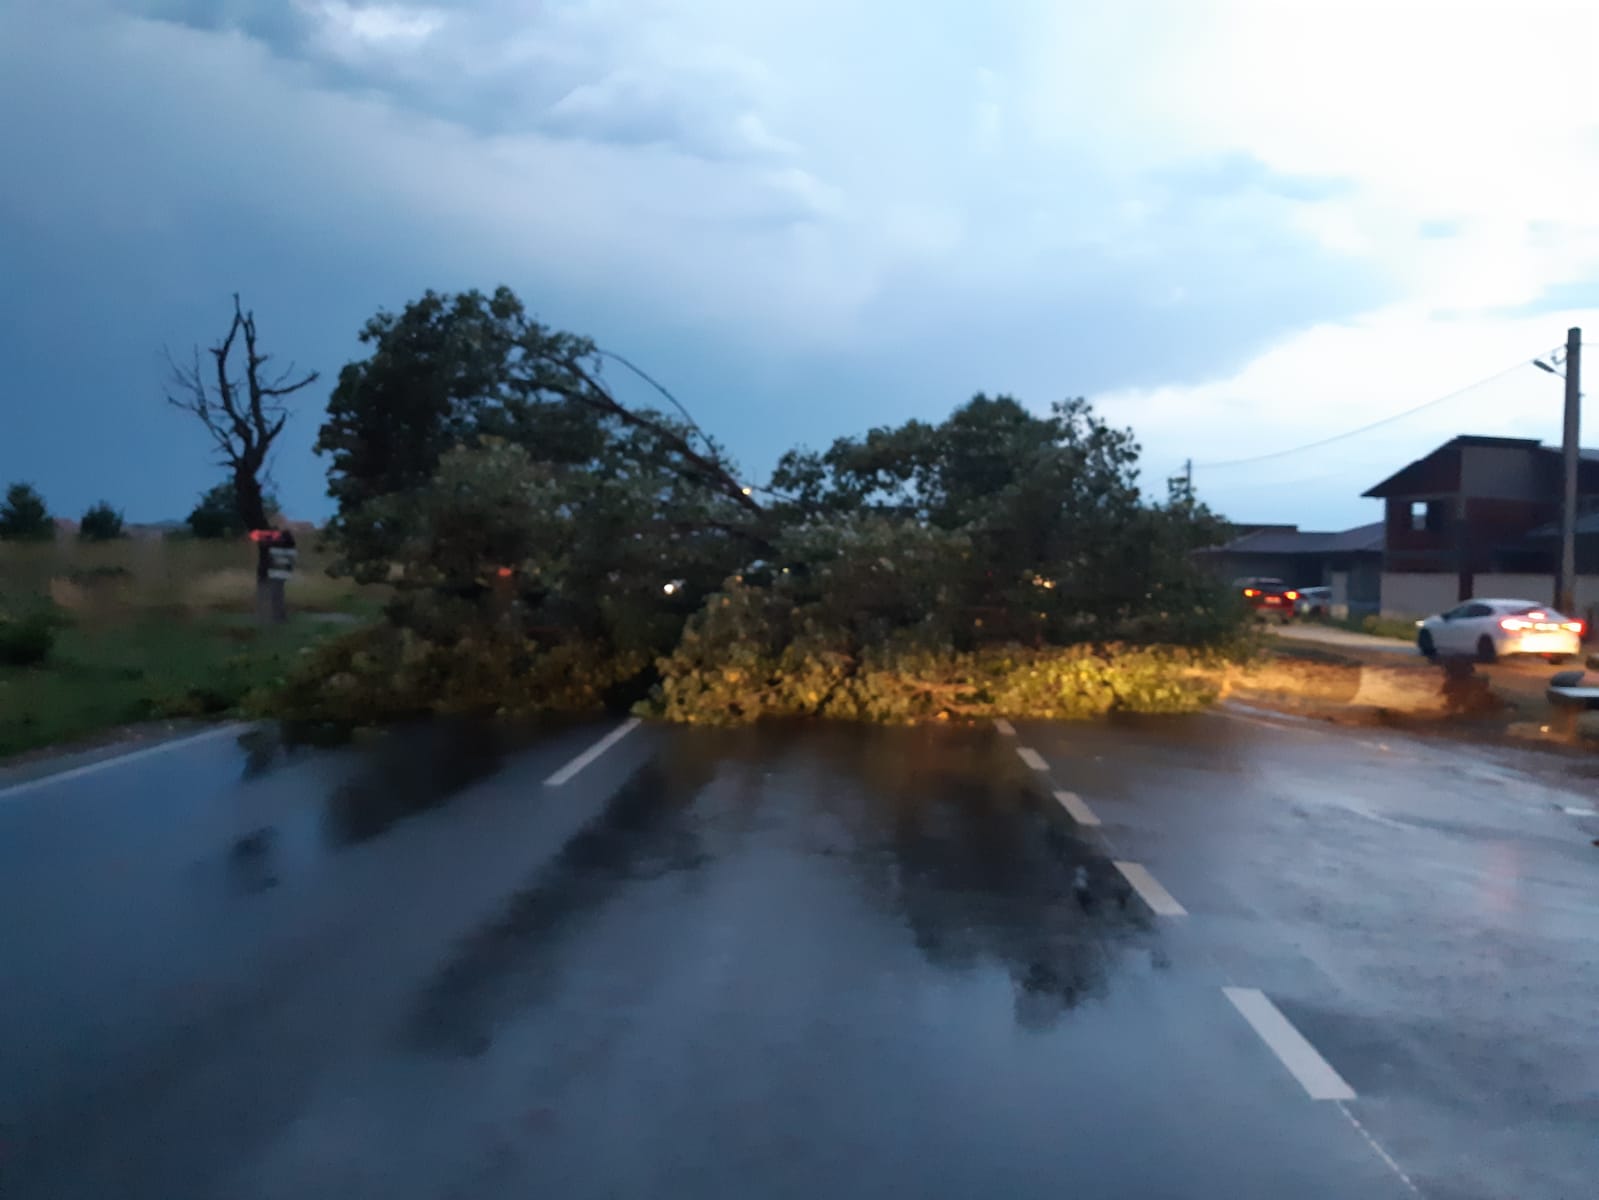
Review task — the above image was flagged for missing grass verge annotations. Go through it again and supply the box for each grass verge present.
[0,613,351,759]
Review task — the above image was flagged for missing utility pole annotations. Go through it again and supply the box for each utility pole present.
[1556,327,1581,615]
[1185,458,1193,493]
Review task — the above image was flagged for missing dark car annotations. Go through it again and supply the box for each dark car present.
[1234,576,1299,622]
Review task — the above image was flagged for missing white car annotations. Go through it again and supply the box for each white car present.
[1416,598,1585,663]
[1294,586,1332,618]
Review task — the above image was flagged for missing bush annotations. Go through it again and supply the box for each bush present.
[78,502,126,542]
[0,483,53,542]
[0,609,61,666]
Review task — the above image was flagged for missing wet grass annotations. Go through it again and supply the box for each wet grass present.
[0,613,352,759]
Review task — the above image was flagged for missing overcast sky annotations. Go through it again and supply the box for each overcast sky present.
[4,0,1598,529]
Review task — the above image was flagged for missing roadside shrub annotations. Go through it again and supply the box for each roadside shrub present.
[0,608,62,666]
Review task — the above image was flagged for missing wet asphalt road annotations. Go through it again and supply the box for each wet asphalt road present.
[2,712,1597,1199]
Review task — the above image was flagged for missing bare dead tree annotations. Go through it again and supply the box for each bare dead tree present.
[165,294,319,531]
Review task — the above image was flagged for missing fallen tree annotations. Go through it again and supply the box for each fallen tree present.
[255,286,1249,728]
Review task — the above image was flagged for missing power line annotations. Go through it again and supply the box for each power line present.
[1192,358,1539,470]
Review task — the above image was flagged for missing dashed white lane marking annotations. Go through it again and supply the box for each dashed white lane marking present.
[1562,805,1593,817]
[1337,1103,1423,1196]
[1223,987,1356,1101]
[0,723,250,800]
[993,718,1016,737]
[1113,861,1187,917]
[1053,789,1102,827]
[544,718,642,787]
[1015,746,1048,771]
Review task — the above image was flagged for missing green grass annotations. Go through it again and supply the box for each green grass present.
[1328,613,1421,641]
[0,614,349,759]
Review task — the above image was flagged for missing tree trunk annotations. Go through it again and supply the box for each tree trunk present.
[235,466,270,532]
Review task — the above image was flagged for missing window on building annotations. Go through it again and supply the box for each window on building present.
[1408,499,1445,533]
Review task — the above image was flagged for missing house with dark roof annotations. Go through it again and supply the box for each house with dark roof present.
[1361,435,1599,618]
[1195,521,1384,616]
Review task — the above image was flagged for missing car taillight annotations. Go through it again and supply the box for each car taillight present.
[1563,620,1585,635]
[1500,617,1530,631]
[1244,588,1258,597]
[1285,590,1299,600]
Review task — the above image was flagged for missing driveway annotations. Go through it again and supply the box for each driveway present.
[3,715,1597,1198]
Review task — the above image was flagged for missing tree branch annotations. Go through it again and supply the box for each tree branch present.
[557,357,764,518]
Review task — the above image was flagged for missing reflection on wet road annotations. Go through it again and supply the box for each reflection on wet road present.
[3,714,1596,1198]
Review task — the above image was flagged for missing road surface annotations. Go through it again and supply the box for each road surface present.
[2,713,1597,1199]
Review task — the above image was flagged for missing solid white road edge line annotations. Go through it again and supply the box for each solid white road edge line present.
[0,723,250,801]
[1014,746,1048,771]
[1113,860,1187,916]
[993,718,1016,737]
[1223,987,1356,1101]
[1053,789,1102,826]
[544,718,642,787]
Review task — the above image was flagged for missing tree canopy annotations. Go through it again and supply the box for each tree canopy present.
[317,286,759,585]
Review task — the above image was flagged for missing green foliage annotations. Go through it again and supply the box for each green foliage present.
[254,622,646,725]
[376,438,745,654]
[772,394,1236,644]
[646,581,1220,725]
[186,480,279,539]
[77,501,126,542]
[264,286,1245,731]
[316,287,610,580]
[0,483,54,542]
[0,607,61,666]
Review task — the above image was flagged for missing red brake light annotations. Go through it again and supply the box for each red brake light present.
[1563,620,1585,635]
[1500,617,1530,631]
[1285,590,1299,601]
[1244,588,1259,597]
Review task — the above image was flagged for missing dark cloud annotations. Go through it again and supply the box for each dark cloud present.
[1,1,1401,525]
